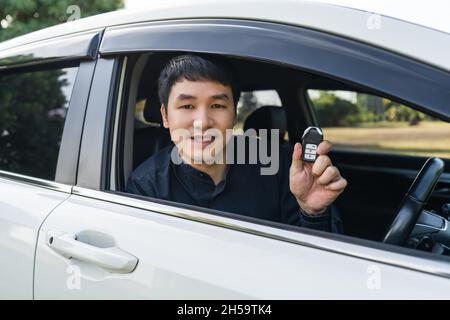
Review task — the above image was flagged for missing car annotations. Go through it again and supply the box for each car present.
[1,0,450,299]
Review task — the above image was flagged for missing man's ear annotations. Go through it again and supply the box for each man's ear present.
[160,105,169,128]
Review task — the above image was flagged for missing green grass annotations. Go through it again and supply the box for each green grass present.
[324,121,450,158]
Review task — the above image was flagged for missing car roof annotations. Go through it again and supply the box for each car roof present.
[1,0,449,72]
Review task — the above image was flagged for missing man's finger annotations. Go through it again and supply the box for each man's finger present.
[317,140,332,156]
[291,142,303,171]
[325,177,348,192]
[317,166,340,185]
[312,155,332,176]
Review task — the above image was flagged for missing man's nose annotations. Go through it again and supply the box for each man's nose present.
[193,108,213,131]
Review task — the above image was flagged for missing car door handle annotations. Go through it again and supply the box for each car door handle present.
[46,231,138,273]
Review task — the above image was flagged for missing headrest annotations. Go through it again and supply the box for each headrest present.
[243,105,287,137]
[143,85,163,125]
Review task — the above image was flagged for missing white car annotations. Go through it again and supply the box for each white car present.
[0,0,450,299]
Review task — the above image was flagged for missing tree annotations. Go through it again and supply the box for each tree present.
[383,100,429,125]
[0,0,123,42]
[312,92,370,127]
[0,68,68,179]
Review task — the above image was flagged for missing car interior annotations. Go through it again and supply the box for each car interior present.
[115,52,450,257]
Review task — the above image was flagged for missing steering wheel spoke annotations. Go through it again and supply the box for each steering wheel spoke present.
[383,157,445,246]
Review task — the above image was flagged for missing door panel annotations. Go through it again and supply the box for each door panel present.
[34,192,450,299]
[0,177,69,299]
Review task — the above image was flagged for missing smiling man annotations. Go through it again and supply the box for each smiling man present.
[127,54,347,232]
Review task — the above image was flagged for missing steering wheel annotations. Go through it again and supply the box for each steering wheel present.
[383,157,444,246]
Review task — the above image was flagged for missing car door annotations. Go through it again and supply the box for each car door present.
[34,19,450,299]
[0,31,99,299]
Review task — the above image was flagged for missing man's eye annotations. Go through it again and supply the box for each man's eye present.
[211,104,226,109]
[180,104,194,109]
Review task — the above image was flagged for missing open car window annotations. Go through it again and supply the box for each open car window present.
[118,53,340,230]
[307,89,450,159]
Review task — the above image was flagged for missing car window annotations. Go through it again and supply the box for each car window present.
[0,66,78,180]
[122,53,339,232]
[234,90,282,130]
[307,90,450,159]
[118,51,447,248]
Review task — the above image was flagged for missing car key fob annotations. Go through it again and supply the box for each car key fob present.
[301,127,323,162]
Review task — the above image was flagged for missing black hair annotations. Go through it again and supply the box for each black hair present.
[157,54,240,110]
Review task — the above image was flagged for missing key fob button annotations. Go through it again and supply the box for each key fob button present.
[301,127,323,163]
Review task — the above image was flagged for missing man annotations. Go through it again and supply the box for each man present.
[127,54,347,232]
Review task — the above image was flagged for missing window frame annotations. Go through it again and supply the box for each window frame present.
[0,29,101,188]
[0,61,91,186]
[100,19,450,121]
[0,29,102,70]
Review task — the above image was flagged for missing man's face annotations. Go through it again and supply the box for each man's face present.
[161,79,235,165]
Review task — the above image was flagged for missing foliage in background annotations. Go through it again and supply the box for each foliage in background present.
[0,69,69,179]
[0,0,123,42]
[311,91,432,127]
[312,92,371,127]
[383,99,429,124]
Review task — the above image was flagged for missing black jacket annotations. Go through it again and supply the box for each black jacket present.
[127,143,338,232]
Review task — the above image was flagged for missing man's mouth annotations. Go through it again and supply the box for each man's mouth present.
[190,135,215,148]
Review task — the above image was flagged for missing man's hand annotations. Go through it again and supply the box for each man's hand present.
[289,141,347,215]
